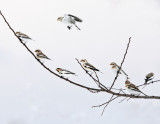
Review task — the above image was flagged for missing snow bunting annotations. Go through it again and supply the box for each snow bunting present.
[80,59,100,72]
[56,68,77,78]
[57,14,82,30]
[110,62,129,78]
[34,49,51,60]
[125,80,147,96]
[16,32,32,42]
[145,72,154,84]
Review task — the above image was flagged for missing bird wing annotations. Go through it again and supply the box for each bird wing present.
[85,63,99,71]
[37,53,50,60]
[19,33,31,39]
[62,69,75,75]
[146,73,154,79]
[129,84,140,92]
[68,14,82,22]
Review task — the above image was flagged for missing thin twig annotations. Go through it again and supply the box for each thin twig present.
[109,37,131,90]
[137,80,160,87]
[101,95,119,116]
[119,97,128,103]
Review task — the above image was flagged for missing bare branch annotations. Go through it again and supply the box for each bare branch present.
[0,10,102,93]
[1,11,160,116]
[109,37,131,90]
[101,95,119,116]
[137,80,160,88]
[92,95,115,108]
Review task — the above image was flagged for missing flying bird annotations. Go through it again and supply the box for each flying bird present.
[16,32,33,42]
[80,59,100,73]
[125,80,147,96]
[110,62,129,78]
[34,49,51,60]
[57,14,82,30]
[56,68,77,78]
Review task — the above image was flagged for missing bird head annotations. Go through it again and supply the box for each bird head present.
[15,32,20,36]
[35,49,42,53]
[56,68,62,72]
[80,59,87,63]
[57,17,63,21]
[125,80,131,86]
[110,62,117,68]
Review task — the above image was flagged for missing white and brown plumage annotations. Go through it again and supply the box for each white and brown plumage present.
[57,14,82,30]
[145,72,154,84]
[15,32,32,42]
[80,59,100,72]
[125,80,147,96]
[110,62,129,78]
[34,49,51,60]
[56,68,77,78]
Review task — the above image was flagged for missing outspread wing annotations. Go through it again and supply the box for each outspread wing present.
[68,14,82,22]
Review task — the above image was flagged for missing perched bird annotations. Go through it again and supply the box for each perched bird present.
[145,72,154,84]
[80,59,100,73]
[56,68,77,78]
[110,62,129,78]
[34,49,51,60]
[125,80,147,96]
[57,14,82,30]
[15,31,33,42]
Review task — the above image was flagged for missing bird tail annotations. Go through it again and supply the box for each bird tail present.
[99,71,103,74]
[74,24,81,30]
[47,57,52,61]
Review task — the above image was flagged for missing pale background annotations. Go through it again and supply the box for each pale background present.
[0,0,160,124]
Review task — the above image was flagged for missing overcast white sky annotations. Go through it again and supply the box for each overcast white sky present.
[1,0,160,124]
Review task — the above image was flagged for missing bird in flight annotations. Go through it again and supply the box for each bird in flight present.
[57,14,82,30]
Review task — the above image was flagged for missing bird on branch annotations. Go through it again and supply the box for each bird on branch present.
[56,68,77,78]
[145,72,154,84]
[125,80,147,96]
[80,59,102,73]
[34,49,51,61]
[110,62,129,79]
[15,31,33,43]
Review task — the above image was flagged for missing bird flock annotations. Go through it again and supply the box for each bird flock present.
[15,14,154,97]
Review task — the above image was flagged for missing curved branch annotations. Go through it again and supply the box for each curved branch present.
[0,10,102,93]
[0,10,160,111]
